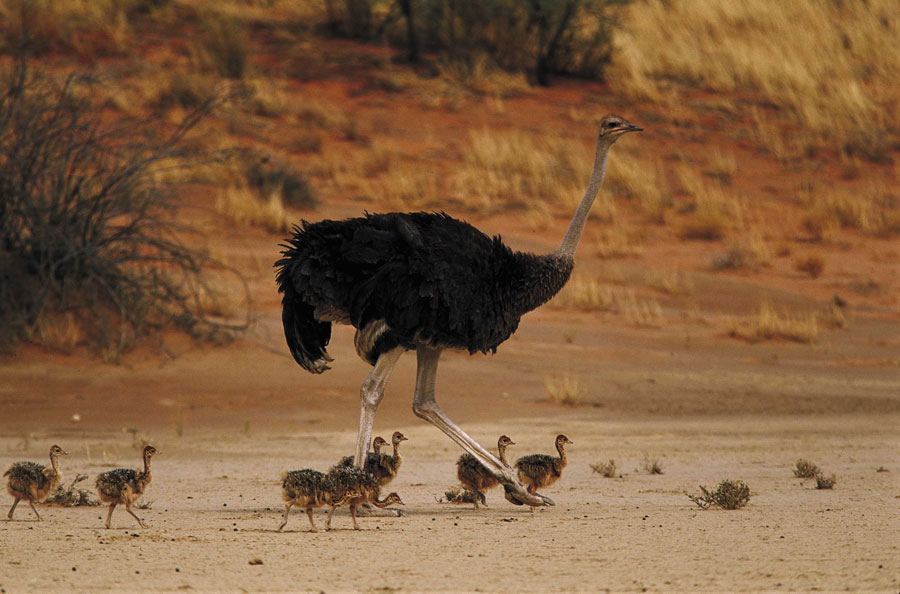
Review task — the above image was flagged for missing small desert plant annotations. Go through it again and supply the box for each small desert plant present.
[814,474,836,489]
[136,500,154,509]
[793,459,820,479]
[216,186,292,233]
[794,253,826,279]
[244,157,316,209]
[195,12,248,79]
[875,466,888,473]
[440,486,479,504]
[591,459,618,478]
[544,373,586,406]
[45,474,99,507]
[688,479,750,510]
[729,302,818,344]
[641,455,663,475]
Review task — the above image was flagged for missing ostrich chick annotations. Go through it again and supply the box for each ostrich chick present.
[279,468,344,532]
[514,435,573,509]
[457,435,515,508]
[5,444,68,521]
[325,466,403,530]
[335,436,389,476]
[96,445,158,529]
[374,431,408,486]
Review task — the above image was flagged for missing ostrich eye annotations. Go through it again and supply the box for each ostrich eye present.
[605,121,618,129]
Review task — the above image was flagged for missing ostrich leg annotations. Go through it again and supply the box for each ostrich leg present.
[353,347,404,518]
[354,347,404,467]
[411,345,553,507]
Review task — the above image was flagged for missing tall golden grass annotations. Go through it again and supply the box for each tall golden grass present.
[612,0,897,156]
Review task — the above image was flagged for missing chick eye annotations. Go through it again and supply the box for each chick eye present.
[604,121,618,129]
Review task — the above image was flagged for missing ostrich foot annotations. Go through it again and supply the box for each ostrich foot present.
[500,479,555,507]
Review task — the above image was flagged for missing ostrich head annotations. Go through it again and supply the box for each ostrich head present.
[555,434,573,449]
[372,436,389,452]
[597,114,642,144]
[391,431,408,446]
[143,445,159,458]
[498,435,516,448]
[49,444,68,457]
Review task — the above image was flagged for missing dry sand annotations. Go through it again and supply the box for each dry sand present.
[1,412,897,592]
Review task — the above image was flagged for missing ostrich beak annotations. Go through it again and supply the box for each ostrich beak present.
[625,123,643,133]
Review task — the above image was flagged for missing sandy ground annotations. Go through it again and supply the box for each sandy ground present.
[0,412,897,592]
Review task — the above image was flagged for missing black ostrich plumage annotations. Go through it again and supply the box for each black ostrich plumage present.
[95,468,142,498]
[275,212,573,372]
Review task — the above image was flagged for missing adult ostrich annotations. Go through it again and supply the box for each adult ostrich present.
[275,115,641,506]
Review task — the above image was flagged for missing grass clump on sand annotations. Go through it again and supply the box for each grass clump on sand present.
[688,479,750,510]
[45,474,99,507]
[591,459,618,478]
[793,459,820,479]
[441,486,479,505]
[814,474,836,490]
[641,455,663,475]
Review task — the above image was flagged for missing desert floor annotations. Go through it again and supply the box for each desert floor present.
[1,305,899,592]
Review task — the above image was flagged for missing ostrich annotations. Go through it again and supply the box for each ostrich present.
[515,434,573,509]
[5,444,67,521]
[95,445,158,529]
[276,115,641,506]
[457,434,515,508]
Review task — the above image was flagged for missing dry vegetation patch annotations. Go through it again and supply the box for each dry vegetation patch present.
[688,479,751,510]
[612,0,896,157]
[543,373,586,406]
[591,459,618,478]
[729,303,818,344]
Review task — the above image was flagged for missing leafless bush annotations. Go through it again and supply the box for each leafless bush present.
[793,459,820,479]
[688,479,750,510]
[0,61,246,356]
[814,474,836,489]
[45,474,99,506]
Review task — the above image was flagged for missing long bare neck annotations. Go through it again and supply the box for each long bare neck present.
[498,444,509,466]
[392,441,401,461]
[558,136,612,259]
[142,452,152,477]
[49,453,61,476]
[556,442,568,467]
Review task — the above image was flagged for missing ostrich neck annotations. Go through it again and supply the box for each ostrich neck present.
[392,442,401,462]
[371,496,395,509]
[142,453,152,477]
[556,443,568,467]
[49,454,61,475]
[558,137,612,259]
[498,444,508,466]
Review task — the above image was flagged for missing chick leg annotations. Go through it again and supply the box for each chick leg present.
[125,503,146,528]
[278,502,292,531]
[28,500,41,521]
[7,497,19,520]
[306,507,318,532]
[105,503,116,529]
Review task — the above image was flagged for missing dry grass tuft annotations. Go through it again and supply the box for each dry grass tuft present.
[729,302,818,344]
[704,150,737,184]
[688,479,750,510]
[593,227,644,258]
[712,233,772,271]
[815,474,836,490]
[553,277,616,312]
[454,129,597,213]
[0,0,131,57]
[793,459,820,479]
[641,455,663,475]
[441,486,480,505]
[366,168,439,211]
[612,0,896,156]
[45,474,99,507]
[27,312,83,353]
[543,373,586,406]
[591,460,618,478]
[216,185,292,233]
[606,151,670,223]
[794,253,826,279]
[194,11,249,79]
[619,290,663,328]
[800,185,899,239]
